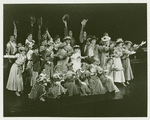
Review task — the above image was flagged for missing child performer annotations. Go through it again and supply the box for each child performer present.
[4,47,27,96]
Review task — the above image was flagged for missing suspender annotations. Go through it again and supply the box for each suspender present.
[8,41,15,55]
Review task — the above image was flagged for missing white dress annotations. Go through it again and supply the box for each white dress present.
[71,51,82,72]
[113,47,125,83]
[6,54,26,92]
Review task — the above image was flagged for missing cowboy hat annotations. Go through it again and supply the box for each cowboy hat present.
[116,38,124,43]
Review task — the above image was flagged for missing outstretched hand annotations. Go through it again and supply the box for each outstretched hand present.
[140,41,146,46]
[81,19,88,26]
[13,21,16,26]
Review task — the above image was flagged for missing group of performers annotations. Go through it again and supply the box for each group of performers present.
[4,14,146,101]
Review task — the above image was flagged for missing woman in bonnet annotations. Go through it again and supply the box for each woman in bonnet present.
[113,38,126,86]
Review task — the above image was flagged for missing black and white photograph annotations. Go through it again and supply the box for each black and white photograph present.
[3,2,148,118]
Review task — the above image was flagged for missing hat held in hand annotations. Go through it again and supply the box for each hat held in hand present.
[62,14,70,22]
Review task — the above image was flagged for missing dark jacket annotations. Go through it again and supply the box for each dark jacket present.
[32,53,41,72]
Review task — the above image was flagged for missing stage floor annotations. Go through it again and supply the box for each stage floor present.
[3,63,147,117]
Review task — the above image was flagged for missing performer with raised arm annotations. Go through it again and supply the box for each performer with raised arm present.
[121,40,146,84]
[41,21,53,44]
[79,19,90,56]
[25,15,36,49]
[5,21,18,82]
[6,21,18,56]
[62,14,76,47]
[79,19,88,44]
[25,33,35,50]
[4,47,27,96]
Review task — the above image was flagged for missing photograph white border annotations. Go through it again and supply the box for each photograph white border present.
[0,0,149,119]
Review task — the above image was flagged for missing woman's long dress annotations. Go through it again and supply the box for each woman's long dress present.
[113,47,125,83]
[46,82,66,99]
[121,49,134,81]
[100,46,110,69]
[64,79,79,97]
[97,66,119,93]
[6,54,26,92]
[88,75,107,95]
[28,81,46,100]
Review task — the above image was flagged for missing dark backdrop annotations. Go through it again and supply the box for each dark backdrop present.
[4,4,147,53]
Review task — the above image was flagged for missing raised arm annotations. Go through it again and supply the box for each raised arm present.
[79,19,88,43]
[13,21,17,39]
[79,25,84,43]
[37,17,42,48]
[132,41,146,51]
[30,15,36,34]
[46,29,53,41]
[63,21,68,37]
